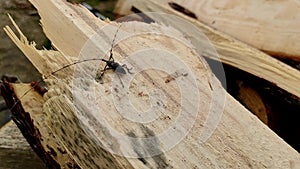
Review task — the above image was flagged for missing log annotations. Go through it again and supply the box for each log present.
[0,81,77,168]
[236,81,268,125]
[115,0,300,149]
[1,0,300,168]
[0,120,46,169]
[114,0,300,100]
[116,0,300,61]
[0,120,30,150]
[0,100,10,127]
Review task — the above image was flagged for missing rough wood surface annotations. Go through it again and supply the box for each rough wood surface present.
[115,0,300,100]
[2,0,300,168]
[0,81,77,168]
[116,0,300,60]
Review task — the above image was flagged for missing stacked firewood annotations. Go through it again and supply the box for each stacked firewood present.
[1,0,299,168]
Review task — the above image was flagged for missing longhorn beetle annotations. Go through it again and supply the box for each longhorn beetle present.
[96,24,133,81]
[6,23,132,111]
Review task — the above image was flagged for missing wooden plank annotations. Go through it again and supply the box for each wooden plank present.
[115,0,300,100]
[2,0,300,168]
[116,0,300,60]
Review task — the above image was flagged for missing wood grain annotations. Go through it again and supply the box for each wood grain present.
[115,0,300,99]
[2,0,300,168]
[116,0,300,60]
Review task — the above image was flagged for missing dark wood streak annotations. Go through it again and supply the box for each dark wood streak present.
[0,81,60,169]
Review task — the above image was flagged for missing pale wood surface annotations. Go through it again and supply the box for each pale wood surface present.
[116,0,300,60]
[115,0,300,100]
[12,83,77,168]
[3,0,300,168]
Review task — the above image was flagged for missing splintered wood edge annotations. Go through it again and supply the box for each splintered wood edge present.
[3,15,80,79]
[3,0,300,168]
[28,0,97,57]
[0,82,78,168]
[4,15,49,75]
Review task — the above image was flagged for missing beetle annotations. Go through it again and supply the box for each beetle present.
[7,23,132,110]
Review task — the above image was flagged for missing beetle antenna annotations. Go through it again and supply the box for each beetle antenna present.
[109,24,122,61]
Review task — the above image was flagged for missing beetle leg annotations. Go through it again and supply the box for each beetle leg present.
[121,64,134,74]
